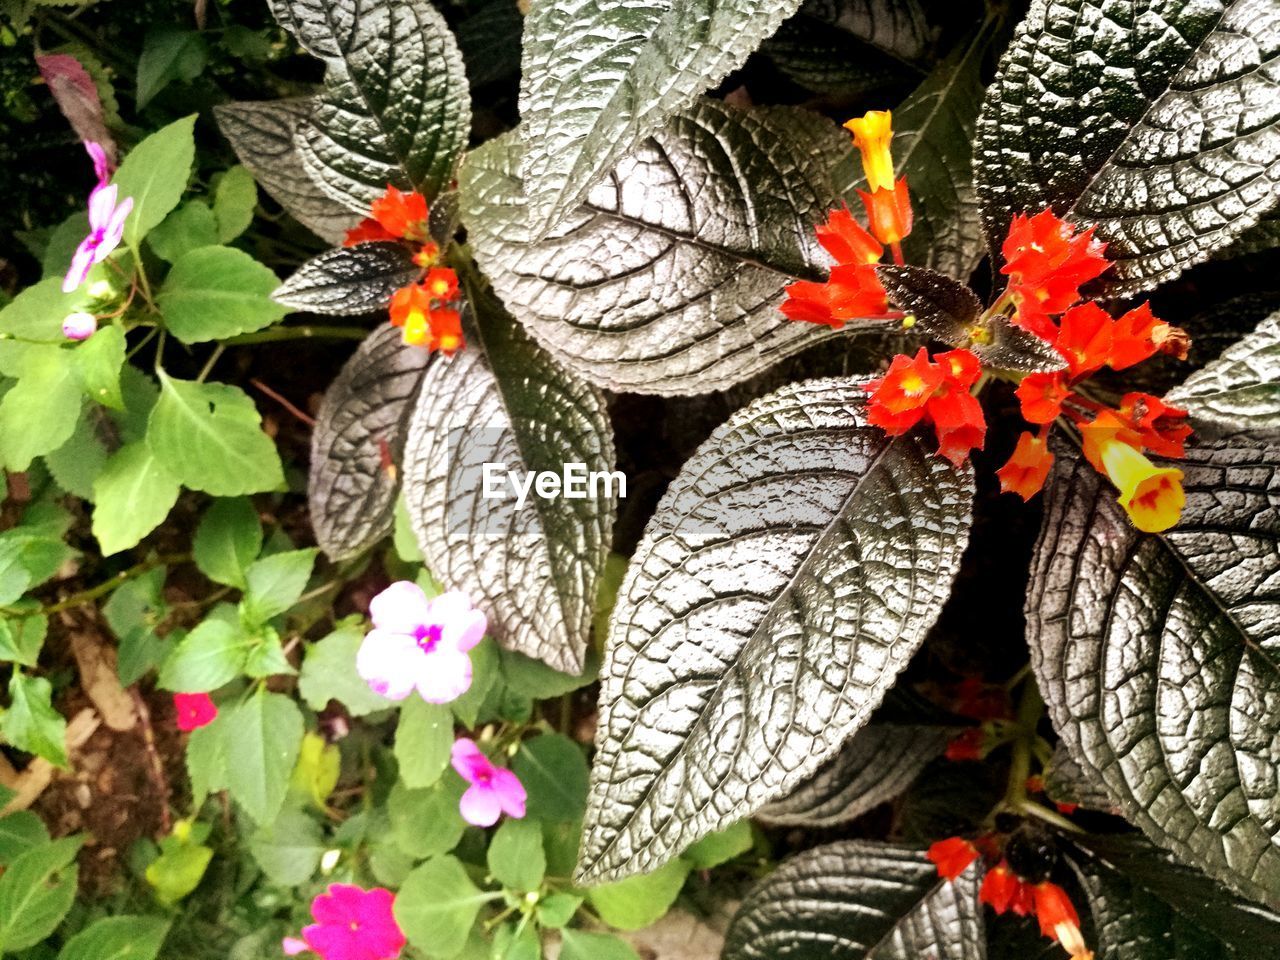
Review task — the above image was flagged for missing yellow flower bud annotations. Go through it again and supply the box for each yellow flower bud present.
[844,110,896,192]
[1096,437,1185,533]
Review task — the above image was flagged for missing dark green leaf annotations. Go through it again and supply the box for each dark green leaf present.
[193,498,263,590]
[273,242,422,316]
[242,548,317,623]
[248,808,324,888]
[0,811,49,865]
[2,673,67,767]
[975,0,1280,295]
[157,619,249,692]
[1027,439,1280,903]
[576,378,972,883]
[147,202,219,264]
[1166,309,1280,430]
[723,840,985,960]
[487,818,546,892]
[136,29,207,108]
[513,733,589,823]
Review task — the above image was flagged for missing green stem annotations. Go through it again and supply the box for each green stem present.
[1019,799,1086,835]
[223,326,370,345]
[1004,674,1044,809]
[0,553,189,618]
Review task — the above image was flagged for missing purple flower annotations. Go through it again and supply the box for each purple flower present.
[63,182,132,293]
[356,581,486,704]
[62,311,97,341]
[86,141,111,183]
[451,738,526,827]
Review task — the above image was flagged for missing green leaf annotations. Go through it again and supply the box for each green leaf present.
[146,202,219,263]
[0,836,84,952]
[487,817,546,892]
[193,498,263,589]
[460,103,854,395]
[0,613,47,666]
[136,29,207,108]
[0,277,86,344]
[0,348,83,471]
[587,858,692,931]
[1166,309,1280,431]
[147,371,284,496]
[72,323,126,409]
[722,840,984,960]
[243,629,295,679]
[145,828,213,905]
[185,708,228,805]
[387,778,467,860]
[517,0,805,234]
[0,811,50,865]
[395,855,491,960]
[513,734,589,823]
[449,637,498,728]
[45,408,109,500]
[104,567,168,686]
[394,697,454,790]
[290,731,340,808]
[274,243,422,316]
[2,673,67,767]
[975,0,1280,295]
[213,165,257,243]
[241,548,317,623]
[222,688,304,825]
[112,115,197,248]
[269,0,472,208]
[499,647,597,700]
[536,892,582,929]
[157,245,288,343]
[577,378,972,884]
[559,930,640,960]
[683,820,753,870]
[57,915,171,960]
[91,442,181,556]
[157,619,249,692]
[248,807,324,887]
[1028,439,1280,904]
[298,625,394,717]
[401,276,614,673]
[309,326,434,561]
[0,526,70,606]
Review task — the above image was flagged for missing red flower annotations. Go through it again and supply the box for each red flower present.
[858,177,913,247]
[935,349,981,388]
[174,693,217,732]
[781,264,888,328]
[868,348,944,414]
[1055,302,1113,378]
[1107,302,1161,369]
[815,208,883,265]
[865,348,986,465]
[979,862,1030,914]
[945,727,985,762]
[1033,882,1092,957]
[390,283,432,330]
[423,266,458,302]
[344,218,396,247]
[931,387,986,466]
[996,431,1054,500]
[1001,211,1108,335]
[927,837,979,880]
[370,186,428,241]
[1119,393,1192,458]
[1015,373,1070,424]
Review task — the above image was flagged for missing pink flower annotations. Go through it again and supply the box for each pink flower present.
[85,141,111,182]
[451,738,526,827]
[174,693,217,732]
[356,582,486,704]
[62,311,97,341]
[63,181,132,292]
[282,884,405,960]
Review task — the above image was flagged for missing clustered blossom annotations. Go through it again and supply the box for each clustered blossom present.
[451,737,527,827]
[173,693,217,732]
[865,347,986,466]
[282,884,405,960]
[345,186,464,353]
[63,141,132,296]
[928,838,1093,960]
[356,581,487,704]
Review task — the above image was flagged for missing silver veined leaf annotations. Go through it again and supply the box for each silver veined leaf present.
[517,0,806,235]
[1027,438,1280,905]
[401,277,615,675]
[269,0,471,210]
[756,725,948,829]
[976,0,1280,296]
[273,242,421,316]
[576,377,972,884]
[1043,742,1120,815]
[462,100,878,397]
[213,99,357,244]
[1166,309,1280,430]
[723,841,985,960]
[309,325,435,560]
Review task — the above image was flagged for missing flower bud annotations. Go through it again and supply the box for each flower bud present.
[62,311,97,341]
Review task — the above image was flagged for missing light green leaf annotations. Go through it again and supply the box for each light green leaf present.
[222,688,303,825]
[0,810,49,865]
[57,914,171,960]
[0,276,88,344]
[213,165,258,242]
[147,202,219,263]
[683,820,753,870]
[0,348,83,471]
[45,408,109,500]
[241,548,317,623]
[536,892,582,929]
[559,930,641,960]
[298,625,394,717]
[0,614,46,666]
[145,830,213,905]
[1,673,67,767]
[157,618,249,692]
[586,858,692,930]
[243,630,295,678]
[394,697,454,790]
[147,371,284,496]
[0,835,84,952]
[487,817,546,892]
[395,855,492,960]
[136,29,207,108]
[72,324,126,409]
[112,115,197,247]
[193,497,263,589]
[186,708,228,805]
[387,778,467,860]
[248,807,324,887]
[158,245,288,343]
[92,442,181,556]
[512,734,589,822]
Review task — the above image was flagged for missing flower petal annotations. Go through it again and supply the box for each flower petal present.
[355,630,421,701]
[87,183,118,228]
[450,737,492,784]
[414,648,473,704]
[490,768,527,819]
[441,609,486,653]
[98,196,133,256]
[368,581,432,634]
[62,239,98,292]
[459,783,502,827]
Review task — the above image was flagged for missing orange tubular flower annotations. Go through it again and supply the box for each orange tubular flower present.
[1055,302,1113,377]
[344,218,396,246]
[997,431,1055,500]
[1015,372,1070,424]
[1001,211,1109,337]
[816,208,883,264]
[865,348,986,464]
[1120,393,1192,458]
[979,862,1028,914]
[423,266,459,301]
[859,177,913,246]
[927,837,979,880]
[1033,882,1093,959]
[931,387,987,466]
[1082,412,1185,533]
[844,110,896,192]
[390,283,431,330]
[370,185,429,240]
[412,242,441,268]
[869,348,944,414]
[781,209,888,327]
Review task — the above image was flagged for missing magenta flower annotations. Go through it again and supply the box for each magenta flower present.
[173,693,217,732]
[282,884,405,960]
[62,311,97,341]
[63,182,132,293]
[356,582,486,704]
[85,140,111,182]
[451,738,526,827]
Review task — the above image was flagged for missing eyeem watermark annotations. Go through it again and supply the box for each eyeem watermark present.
[482,463,626,509]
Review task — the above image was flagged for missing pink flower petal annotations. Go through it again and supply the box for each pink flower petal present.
[368,581,432,634]
[98,195,132,256]
[414,648,472,704]
[356,630,420,701]
[87,182,118,228]
[282,936,310,956]
[86,141,110,182]
[450,738,491,784]
[442,608,486,654]
[491,768,527,819]
[63,239,97,292]
[459,783,503,827]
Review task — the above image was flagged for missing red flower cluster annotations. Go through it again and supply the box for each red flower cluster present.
[928,839,1093,960]
[1001,210,1109,340]
[781,209,888,327]
[345,186,463,354]
[865,347,985,466]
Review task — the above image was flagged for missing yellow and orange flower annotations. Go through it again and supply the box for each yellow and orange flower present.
[996,431,1055,500]
[1082,411,1185,532]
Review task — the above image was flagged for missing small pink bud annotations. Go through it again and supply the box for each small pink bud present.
[62,311,97,341]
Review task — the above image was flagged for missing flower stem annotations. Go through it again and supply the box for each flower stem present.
[0,552,189,618]
[224,325,370,345]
